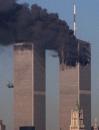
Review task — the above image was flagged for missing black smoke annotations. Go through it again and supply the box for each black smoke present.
[0,2,90,66]
[0,0,15,12]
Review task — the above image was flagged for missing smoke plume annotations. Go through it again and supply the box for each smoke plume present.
[0,0,15,12]
[0,2,90,66]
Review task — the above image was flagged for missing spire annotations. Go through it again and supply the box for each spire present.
[73,0,76,36]
[75,100,80,111]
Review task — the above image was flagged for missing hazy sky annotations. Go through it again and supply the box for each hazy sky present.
[0,0,99,130]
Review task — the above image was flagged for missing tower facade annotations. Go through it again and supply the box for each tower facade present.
[14,43,46,130]
[59,41,91,130]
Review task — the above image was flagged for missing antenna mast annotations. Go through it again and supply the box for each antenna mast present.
[73,0,80,106]
[73,0,76,36]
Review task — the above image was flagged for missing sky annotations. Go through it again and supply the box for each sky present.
[0,0,99,130]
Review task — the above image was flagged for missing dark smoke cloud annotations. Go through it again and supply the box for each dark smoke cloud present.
[0,0,15,12]
[0,2,90,66]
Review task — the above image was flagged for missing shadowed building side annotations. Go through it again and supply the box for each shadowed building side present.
[13,43,46,130]
[79,64,91,130]
[79,41,91,130]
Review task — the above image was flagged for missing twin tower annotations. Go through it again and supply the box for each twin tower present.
[13,43,91,130]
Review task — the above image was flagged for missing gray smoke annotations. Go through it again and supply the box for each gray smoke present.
[0,0,15,12]
[0,2,90,66]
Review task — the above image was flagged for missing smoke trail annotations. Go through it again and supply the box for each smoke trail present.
[0,2,90,66]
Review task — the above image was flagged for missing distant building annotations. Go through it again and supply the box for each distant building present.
[0,120,6,130]
[70,105,85,130]
[91,119,99,130]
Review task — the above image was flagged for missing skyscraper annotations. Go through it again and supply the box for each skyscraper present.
[13,43,46,130]
[59,41,91,130]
